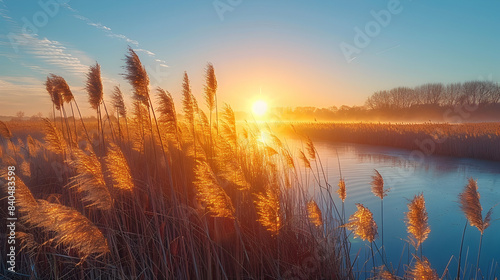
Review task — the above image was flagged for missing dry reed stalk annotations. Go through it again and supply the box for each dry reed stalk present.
[344,203,377,242]
[27,200,109,258]
[299,150,311,169]
[305,137,316,160]
[255,186,281,235]
[371,169,389,199]
[458,178,493,234]
[105,143,134,191]
[43,118,67,155]
[0,120,13,139]
[221,104,237,148]
[111,86,127,118]
[194,160,235,219]
[307,200,323,227]
[124,47,150,108]
[405,193,430,249]
[337,178,346,202]
[409,256,438,280]
[86,63,104,109]
[157,87,178,131]
[182,72,195,126]
[68,149,112,210]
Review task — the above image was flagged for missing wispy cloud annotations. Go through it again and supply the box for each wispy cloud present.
[134,48,155,57]
[72,13,139,45]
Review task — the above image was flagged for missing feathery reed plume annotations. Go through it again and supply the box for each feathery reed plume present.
[20,161,31,178]
[305,136,316,160]
[50,74,74,103]
[27,200,109,258]
[17,232,40,257]
[307,200,323,227]
[337,178,346,202]
[204,62,217,115]
[405,193,430,250]
[124,47,150,107]
[458,178,495,279]
[409,256,438,280]
[105,143,134,191]
[111,86,127,118]
[0,120,12,139]
[458,178,493,234]
[344,203,377,242]
[270,134,283,149]
[45,75,64,109]
[371,169,389,199]
[26,135,38,157]
[299,150,311,169]
[68,149,112,210]
[376,266,396,280]
[204,62,218,138]
[43,118,67,155]
[86,63,103,110]
[255,186,281,235]
[157,87,177,129]
[182,72,194,125]
[221,103,237,147]
[0,172,37,215]
[194,160,235,219]
[281,149,295,169]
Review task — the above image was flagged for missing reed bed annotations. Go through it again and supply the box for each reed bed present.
[0,49,498,279]
[282,122,500,161]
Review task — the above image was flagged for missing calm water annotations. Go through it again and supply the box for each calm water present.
[289,140,500,278]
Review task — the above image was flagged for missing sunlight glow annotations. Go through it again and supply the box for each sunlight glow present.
[252,100,268,117]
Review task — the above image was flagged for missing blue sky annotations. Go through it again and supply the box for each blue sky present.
[1,0,499,116]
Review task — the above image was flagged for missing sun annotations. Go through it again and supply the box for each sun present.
[252,100,268,117]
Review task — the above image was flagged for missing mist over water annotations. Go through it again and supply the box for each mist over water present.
[290,139,500,277]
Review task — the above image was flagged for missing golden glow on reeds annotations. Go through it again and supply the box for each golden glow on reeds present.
[182,72,195,125]
[405,193,430,249]
[69,149,112,210]
[0,173,37,215]
[376,266,396,280]
[307,200,323,227]
[194,160,235,219]
[221,104,237,147]
[305,137,316,160]
[105,143,134,191]
[458,178,493,234]
[281,149,295,169]
[371,169,389,199]
[344,203,377,242]
[157,87,177,129]
[0,120,12,139]
[299,150,311,169]
[256,186,281,235]
[204,62,217,113]
[409,256,438,280]
[86,63,104,109]
[111,86,127,118]
[28,200,109,258]
[337,178,346,202]
[45,74,73,108]
[43,118,67,155]
[124,47,150,107]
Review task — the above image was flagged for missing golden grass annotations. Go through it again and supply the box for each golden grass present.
[307,199,323,227]
[68,148,112,210]
[458,178,493,234]
[43,118,67,155]
[344,203,378,243]
[337,178,346,202]
[0,120,13,139]
[371,169,389,199]
[409,256,439,280]
[255,186,281,235]
[405,193,430,249]
[105,143,134,191]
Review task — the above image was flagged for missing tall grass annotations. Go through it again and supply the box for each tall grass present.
[0,50,349,279]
